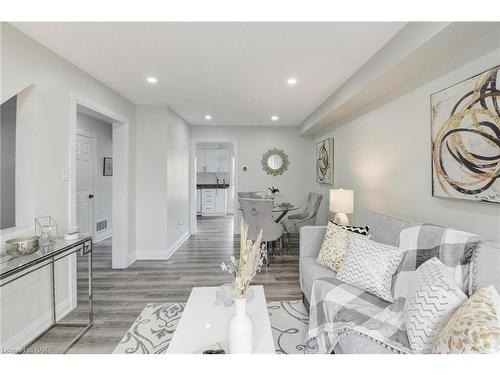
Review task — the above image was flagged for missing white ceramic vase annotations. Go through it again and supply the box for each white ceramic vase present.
[228,297,253,353]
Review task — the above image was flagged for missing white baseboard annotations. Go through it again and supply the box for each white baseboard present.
[95,228,112,243]
[1,298,74,352]
[135,231,190,260]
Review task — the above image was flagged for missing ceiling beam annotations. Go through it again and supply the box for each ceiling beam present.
[299,22,500,137]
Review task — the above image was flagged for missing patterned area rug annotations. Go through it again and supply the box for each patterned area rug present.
[113,300,308,354]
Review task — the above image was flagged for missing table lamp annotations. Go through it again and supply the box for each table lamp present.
[330,189,353,225]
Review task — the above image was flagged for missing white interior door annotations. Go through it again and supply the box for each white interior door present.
[76,133,95,238]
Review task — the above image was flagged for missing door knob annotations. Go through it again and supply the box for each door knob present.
[89,194,94,199]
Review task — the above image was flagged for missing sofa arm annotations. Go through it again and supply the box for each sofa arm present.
[300,226,326,258]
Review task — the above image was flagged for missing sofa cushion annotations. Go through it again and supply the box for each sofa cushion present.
[432,285,500,354]
[403,258,467,353]
[316,222,350,272]
[471,242,500,294]
[299,256,336,302]
[359,210,413,246]
[330,221,370,236]
[336,234,405,303]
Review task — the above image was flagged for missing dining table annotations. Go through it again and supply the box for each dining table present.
[272,205,299,223]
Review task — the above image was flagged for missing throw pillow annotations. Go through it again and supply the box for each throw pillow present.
[432,285,500,354]
[316,222,350,272]
[336,234,405,303]
[393,226,481,299]
[329,221,370,236]
[403,257,467,353]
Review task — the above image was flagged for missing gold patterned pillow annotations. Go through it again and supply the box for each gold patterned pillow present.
[432,285,500,354]
[316,222,350,272]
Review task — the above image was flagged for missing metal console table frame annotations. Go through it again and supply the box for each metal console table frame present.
[0,236,93,354]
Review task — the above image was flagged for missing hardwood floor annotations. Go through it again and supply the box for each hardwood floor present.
[29,215,301,353]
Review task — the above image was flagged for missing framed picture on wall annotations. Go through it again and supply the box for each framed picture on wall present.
[316,138,334,185]
[431,65,499,204]
[103,157,113,176]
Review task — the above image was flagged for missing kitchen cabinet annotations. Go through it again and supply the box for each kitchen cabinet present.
[197,149,230,173]
[204,150,218,172]
[196,189,201,214]
[216,150,230,172]
[196,150,205,173]
[201,188,227,216]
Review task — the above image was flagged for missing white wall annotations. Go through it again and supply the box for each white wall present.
[166,108,191,248]
[0,23,136,350]
[135,106,191,258]
[135,106,169,258]
[315,48,500,242]
[191,126,321,229]
[76,112,113,241]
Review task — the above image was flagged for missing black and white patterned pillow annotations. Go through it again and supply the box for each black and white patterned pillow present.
[330,221,370,236]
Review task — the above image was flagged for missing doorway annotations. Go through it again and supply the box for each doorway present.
[69,95,130,269]
[190,138,239,235]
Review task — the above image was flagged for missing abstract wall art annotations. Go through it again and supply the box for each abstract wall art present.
[431,65,499,204]
[316,138,334,184]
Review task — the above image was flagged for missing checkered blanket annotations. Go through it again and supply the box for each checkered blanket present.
[305,277,411,354]
[395,224,481,298]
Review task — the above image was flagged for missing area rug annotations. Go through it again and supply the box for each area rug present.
[113,300,308,354]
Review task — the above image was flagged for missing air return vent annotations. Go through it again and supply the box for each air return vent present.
[96,219,108,232]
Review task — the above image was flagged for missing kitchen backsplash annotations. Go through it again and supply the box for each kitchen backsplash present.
[197,172,231,185]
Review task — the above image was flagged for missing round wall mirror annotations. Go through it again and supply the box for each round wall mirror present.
[261,148,289,176]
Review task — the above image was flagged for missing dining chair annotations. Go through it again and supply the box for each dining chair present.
[282,192,323,252]
[239,198,284,266]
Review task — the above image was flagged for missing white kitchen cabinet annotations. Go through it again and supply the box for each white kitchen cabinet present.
[196,150,206,173]
[196,189,202,214]
[201,188,227,216]
[215,189,227,212]
[204,150,218,172]
[197,149,230,173]
[216,150,230,172]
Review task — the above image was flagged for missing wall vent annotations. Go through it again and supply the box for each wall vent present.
[96,219,108,232]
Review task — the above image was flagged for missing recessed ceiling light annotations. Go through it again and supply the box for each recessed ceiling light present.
[287,77,298,85]
[271,115,279,121]
[205,114,212,120]
[146,76,158,84]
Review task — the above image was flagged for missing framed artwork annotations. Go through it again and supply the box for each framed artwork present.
[316,138,334,184]
[103,157,113,176]
[431,65,499,204]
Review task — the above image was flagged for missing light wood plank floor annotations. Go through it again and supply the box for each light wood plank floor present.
[29,215,301,353]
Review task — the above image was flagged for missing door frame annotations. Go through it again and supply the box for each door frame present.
[68,93,130,269]
[190,138,239,235]
[75,130,97,241]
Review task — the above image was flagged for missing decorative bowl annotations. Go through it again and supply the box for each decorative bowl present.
[6,236,40,257]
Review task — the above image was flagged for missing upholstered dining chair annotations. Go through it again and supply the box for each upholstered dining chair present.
[239,198,284,266]
[237,191,266,199]
[282,192,323,252]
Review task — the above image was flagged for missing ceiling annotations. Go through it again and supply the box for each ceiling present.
[12,22,405,126]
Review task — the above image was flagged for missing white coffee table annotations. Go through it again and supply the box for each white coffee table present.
[167,285,275,354]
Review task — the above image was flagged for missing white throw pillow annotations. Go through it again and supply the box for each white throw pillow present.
[336,234,405,303]
[316,222,350,272]
[432,285,500,354]
[403,257,467,353]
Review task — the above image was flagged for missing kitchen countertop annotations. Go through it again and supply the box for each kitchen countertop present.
[197,184,230,189]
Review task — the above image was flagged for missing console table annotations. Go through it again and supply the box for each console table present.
[0,236,93,353]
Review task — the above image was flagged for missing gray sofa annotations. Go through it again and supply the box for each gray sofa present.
[299,209,500,354]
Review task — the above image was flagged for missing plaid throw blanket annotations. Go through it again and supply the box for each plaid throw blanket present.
[305,277,411,354]
[395,224,481,298]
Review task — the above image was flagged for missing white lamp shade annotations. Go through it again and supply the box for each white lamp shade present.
[330,189,353,214]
